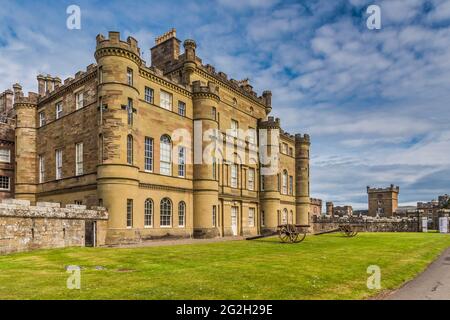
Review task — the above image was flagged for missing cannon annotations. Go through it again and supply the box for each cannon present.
[246,224,310,243]
[314,224,359,237]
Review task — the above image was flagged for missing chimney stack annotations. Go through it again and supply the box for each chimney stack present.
[12,83,23,103]
[151,28,181,71]
[37,75,46,96]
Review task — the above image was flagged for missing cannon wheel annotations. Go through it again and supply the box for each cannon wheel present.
[340,225,358,237]
[278,224,307,243]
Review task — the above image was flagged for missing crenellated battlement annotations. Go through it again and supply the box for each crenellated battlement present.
[95,31,142,64]
[295,133,311,144]
[258,116,280,129]
[191,80,220,101]
[367,184,400,193]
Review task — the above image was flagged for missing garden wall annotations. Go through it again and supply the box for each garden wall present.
[311,216,419,233]
[0,199,108,254]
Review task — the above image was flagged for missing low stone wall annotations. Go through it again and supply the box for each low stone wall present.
[0,199,108,255]
[311,216,419,233]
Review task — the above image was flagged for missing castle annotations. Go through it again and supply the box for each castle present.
[0,29,312,244]
[367,185,399,217]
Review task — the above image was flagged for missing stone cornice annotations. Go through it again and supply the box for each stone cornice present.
[139,68,191,98]
[95,46,142,66]
[139,183,193,193]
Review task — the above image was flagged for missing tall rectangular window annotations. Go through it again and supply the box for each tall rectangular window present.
[75,143,83,176]
[0,149,10,163]
[160,136,172,176]
[127,135,133,165]
[261,175,265,191]
[178,101,186,116]
[212,205,217,227]
[145,87,154,104]
[212,157,217,180]
[127,98,133,126]
[248,127,256,144]
[127,68,133,86]
[289,176,294,195]
[211,107,217,120]
[39,112,46,127]
[75,92,84,110]
[261,210,265,226]
[248,208,255,227]
[160,91,172,110]
[178,146,185,177]
[248,168,255,191]
[126,199,133,228]
[98,66,103,83]
[231,119,238,138]
[144,137,153,172]
[55,149,62,180]
[55,102,63,119]
[0,176,10,190]
[39,155,45,183]
[231,164,238,188]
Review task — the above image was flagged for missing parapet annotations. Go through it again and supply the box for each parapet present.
[0,199,108,220]
[258,116,280,130]
[95,31,142,63]
[310,198,322,205]
[192,80,220,98]
[367,184,400,193]
[156,28,177,45]
[295,133,311,144]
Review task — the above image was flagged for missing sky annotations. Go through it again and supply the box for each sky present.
[1,0,450,209]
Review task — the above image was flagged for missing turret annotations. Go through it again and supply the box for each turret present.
[182,39,197,85]
[191,80,221,237]
[295,133,311,225]
[95,31,142,239]
[14,91,39,202]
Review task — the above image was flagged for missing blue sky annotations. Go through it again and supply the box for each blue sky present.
[1,0,450,209]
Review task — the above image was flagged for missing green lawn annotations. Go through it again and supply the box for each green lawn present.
[0,232,449,300]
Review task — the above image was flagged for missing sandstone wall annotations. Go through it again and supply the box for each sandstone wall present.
[0,199,108,254]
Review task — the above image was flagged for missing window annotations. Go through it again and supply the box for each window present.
[145,87,154,104]
[178,146,185,177]
[261,175,265,191]
[289,176,293,195]
[55,149,62,180]
[0,176,10,190]
[75,92,84,110]
[127,98,133,126]
[289,147,293,156]
[126,199,133,228]
[55,102,63,119]
[231,119,238,138]
[144,137,153,172]
[212,157,217,180]
[160,135,172,176]
[248,208,255,227]
[74,200,83,205]
[282,143,288,154]
[211,107,217,120]
[39,155,45,183]
[127,68,133,86]
[0,149,10,163]
[160,198,172,227]
[160,91,172,110]
[75,143,83,176]
[231,164,238,188]
[127,135,133,165]
[282,170,288,194]
[178,101,186,116]
[261,210,265,226]
[178,202,185,227]
[98,66,103,83]
[282,209,288,224]
[212,205,217,227]
[248,168,255,191]
[39,112,46,127]
[144,199,153,227]
[248,128,256,144]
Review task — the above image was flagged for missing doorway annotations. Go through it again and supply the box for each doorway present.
[231,206,238,236]
[85,221,97,247]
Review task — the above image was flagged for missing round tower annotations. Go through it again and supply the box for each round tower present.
[94,32,142,242]
[14,89,38,202]
[182,39,197,85]
[191,80,220,237]
[259,116,281,232]
[295,134,311,225]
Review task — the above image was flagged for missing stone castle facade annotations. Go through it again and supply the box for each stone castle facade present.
[0,29,312,244]
[367,185,399,217]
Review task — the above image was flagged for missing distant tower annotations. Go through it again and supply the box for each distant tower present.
[295,134,310,225]
[367,184,399,217]
[326,201,334,217]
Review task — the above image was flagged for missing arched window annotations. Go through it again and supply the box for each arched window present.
[282,208,288,225]
[144,199,153,227]
[127,135,133,165]
[160,198,172,227]
[178,201,186,227]
[282,170,288,194]
[160,135,172,176]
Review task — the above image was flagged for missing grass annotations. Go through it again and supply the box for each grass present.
[0,232,449,300]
